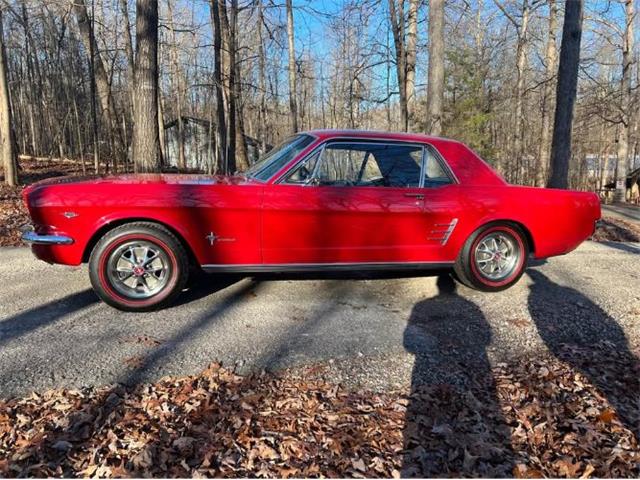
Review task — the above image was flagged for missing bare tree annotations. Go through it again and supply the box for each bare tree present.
[72,0,117,143]
[388,0,408,131]
[166,0,185,170]
[547,0,583,189]
[426,0,445,136]
[405,0,418,106]
[119,0,135,117]
[131,0,161,173]
[210,0,227,173]
[614,0,634,202]
[286,0,298,133]
[535,0,557,187]
[0,7,16,186]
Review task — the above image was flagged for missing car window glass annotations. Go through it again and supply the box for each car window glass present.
[245,134,314,181]
[367,144,423,187]
[312,143,423,188]
[317,147,367,185]
[283,149,321,184]
[423,148,453,187]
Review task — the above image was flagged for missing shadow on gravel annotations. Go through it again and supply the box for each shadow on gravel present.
[401,275,514,477]
[527,269,640,439]
[0,289,98,346]
[597,240,640,254]
[118,279,260,386]
[173,273,245,307]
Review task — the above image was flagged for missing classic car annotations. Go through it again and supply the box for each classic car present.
[22,130,601,311]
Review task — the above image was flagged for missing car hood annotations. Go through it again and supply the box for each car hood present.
[24,173,259,193]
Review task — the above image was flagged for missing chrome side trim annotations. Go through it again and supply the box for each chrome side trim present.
[21,231,74,245]
[201,261,454,274]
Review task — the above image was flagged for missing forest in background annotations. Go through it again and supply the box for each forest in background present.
[0,0,637,200]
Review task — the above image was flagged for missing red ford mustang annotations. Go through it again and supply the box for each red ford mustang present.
[22,130,601,311]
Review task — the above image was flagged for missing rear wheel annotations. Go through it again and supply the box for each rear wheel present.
[454,222,528,292]
[89,222,189,311]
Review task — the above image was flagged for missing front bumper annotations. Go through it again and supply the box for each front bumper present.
[21,230,74,245]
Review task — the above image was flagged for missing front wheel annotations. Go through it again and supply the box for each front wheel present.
[453,222,528,292]
[89,222,189,311]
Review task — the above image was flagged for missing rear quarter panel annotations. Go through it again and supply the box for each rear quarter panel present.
[446,185,601,259]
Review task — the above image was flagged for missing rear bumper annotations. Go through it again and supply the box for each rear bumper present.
[21,230,74,245]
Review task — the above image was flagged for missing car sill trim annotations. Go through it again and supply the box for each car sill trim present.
[201,261,454,274]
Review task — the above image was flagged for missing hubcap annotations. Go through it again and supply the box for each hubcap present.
[106,240,171,299]
[473,232,520,281]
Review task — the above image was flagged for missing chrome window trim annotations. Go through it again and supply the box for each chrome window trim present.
[274,137,457,188]
[276,139,430,188]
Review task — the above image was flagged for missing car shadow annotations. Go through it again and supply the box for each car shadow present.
[402,274,514,477]
[173,271,246,307]
[527,269,640,439]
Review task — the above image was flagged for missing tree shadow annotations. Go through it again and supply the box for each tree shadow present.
[0,289,98,347]
[402,275,514,477]
[527,269,640,439]
[596,240,640,254]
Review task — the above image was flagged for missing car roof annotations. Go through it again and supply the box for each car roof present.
[303,129,462,146]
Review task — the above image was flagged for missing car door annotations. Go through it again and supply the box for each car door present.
[262,140,451,265]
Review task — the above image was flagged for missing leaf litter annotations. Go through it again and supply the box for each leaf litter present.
[0,344,639,478]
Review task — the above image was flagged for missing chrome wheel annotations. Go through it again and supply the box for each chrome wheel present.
[474,232,520,281]
[106,240,171,299]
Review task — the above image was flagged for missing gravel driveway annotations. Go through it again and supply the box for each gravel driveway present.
[1,241,639,398]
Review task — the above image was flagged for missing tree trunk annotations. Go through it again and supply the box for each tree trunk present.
[219,1,236,173]
[426,0,445,136]
[229,0,248,171]
[547,0,583,189]
[119,0,135,116]
[132,0,161,173]
[286,0,298,133]
[512,0,530,182]
[158,90,166,164]
[210,0,227,173]
[0,8,17,186]
[535,0,557,187]
[405,0,419,107]
[257,0,267,153]
[167,0,186,171]
[388,0,408,131]
[614,0,634,203]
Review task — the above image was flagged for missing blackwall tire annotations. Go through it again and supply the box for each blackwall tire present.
[88,222,189,311]
[453,222,528,292]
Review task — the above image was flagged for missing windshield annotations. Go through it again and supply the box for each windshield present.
[245,134,314,181]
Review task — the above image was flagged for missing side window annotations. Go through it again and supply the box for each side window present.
[284,149,321,184]
[368,144,423,187]
[315,143,423,187]
[317,146,367,185]
[282,141,445,188]
[423,147,453,187]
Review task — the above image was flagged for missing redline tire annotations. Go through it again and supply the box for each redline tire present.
[453,222,528,292]
[88,222,189,311]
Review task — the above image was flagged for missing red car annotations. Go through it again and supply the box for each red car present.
[22,130,601,311]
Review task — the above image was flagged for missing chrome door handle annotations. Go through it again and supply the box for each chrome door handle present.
[404,193,425,199]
